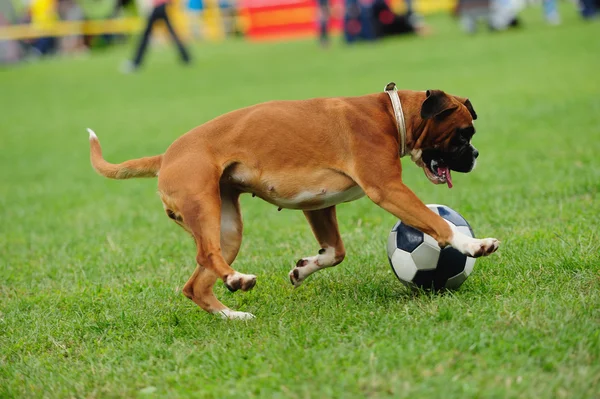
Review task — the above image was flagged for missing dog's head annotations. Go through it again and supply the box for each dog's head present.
[411,90,479,188]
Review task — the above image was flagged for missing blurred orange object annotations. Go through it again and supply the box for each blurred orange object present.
[239,0,344,41]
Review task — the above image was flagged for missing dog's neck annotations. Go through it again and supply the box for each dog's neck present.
[384,85,407,158]
[395,91,430,157]
[383,86,436,159]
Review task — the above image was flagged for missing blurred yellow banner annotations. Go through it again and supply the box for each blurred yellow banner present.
[0,0,456,41]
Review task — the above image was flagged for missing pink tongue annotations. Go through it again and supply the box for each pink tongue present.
[438,167,453,188]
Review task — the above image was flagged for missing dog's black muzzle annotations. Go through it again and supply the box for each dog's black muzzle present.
[422,145,479,174]
[445,144,479,172]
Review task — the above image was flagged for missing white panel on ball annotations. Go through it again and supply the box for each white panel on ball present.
[445,272,468,289]
[391,250,418,281]
[456,225,474,238]
[426,204,442,214]
[387,231,397,258]
[423,233,438,249]
[464,256,476,276]
[410,242,440,270]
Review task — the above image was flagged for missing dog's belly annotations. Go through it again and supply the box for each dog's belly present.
[225,164,365,210]
[268,185,366,210]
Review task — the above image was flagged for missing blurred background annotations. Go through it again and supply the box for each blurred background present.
[1,0,599,396]
[0,0,598,64]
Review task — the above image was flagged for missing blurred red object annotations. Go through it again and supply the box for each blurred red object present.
[239,0,344,41]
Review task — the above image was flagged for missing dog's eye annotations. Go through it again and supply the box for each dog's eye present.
[450,134,466,146]
[457,126,475,140]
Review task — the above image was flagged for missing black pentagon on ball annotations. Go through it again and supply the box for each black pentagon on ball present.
[437,206,470,228]
[394,222,424,252]
[411,246,467,290]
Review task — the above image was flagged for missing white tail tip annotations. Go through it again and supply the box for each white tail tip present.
[87,128,97,140]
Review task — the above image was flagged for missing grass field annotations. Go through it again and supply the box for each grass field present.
[1,6,600,399]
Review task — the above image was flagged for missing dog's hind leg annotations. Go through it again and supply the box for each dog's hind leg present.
[177,181,255,320]
[289,206,346,287]
[218,186,243,266]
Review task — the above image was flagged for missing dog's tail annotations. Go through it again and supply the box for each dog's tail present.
[87,128,162,179]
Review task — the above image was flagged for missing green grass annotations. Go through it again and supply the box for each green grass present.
[1,7,600,399]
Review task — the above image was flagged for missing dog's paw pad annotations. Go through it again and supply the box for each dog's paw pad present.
[472,238,500,257]
[289,268,303,287]
[224,272,257,292]
[289,257,319,287]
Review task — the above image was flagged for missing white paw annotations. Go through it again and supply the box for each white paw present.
[218,309,255,320]
[289,256,319,287]
[289,247,338,288]
[451,227,500,257]
[467,237,500,257]
[224,272,257,292]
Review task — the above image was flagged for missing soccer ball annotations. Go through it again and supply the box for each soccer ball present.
[386,204,476,290]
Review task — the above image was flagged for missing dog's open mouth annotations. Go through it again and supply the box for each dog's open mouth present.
[423,159,453,188]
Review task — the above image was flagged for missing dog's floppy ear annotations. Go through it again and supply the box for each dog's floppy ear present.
[453,95,478,120]
[421,90,458,121]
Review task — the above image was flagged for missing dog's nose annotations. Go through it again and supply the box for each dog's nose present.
[473,149,479,159]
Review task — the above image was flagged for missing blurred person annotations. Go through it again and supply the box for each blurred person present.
[343,0,429,43]
[219,0,237,37]
[317,0,330,46]
[30,0,58,55]
[525,0,560,25]
[371,0,431,37]
[187,0,204,39]
[0,1,22,64]
[455,0,491,33]
[343,0,376,42]
[489,0,524,29]
[580,0,597,18]
[455,0,521,33]
[58,0,87,55]
[542,0,560,25]
[122,0,191,73]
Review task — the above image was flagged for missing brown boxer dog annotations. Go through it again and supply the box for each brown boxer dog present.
[87,83,499,320]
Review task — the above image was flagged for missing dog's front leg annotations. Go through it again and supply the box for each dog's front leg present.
[358,174,499,257]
